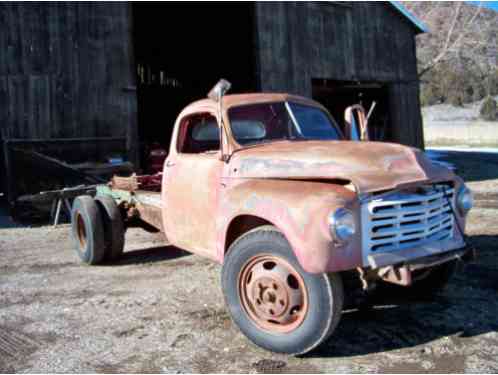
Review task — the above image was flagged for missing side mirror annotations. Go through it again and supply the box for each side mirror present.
[344,105,369,141]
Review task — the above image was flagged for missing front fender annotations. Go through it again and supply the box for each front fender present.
[217,178,362,273]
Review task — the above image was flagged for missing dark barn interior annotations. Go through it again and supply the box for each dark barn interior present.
[312,79,391,141]
[0,2,426,210]
[133,3,257,165]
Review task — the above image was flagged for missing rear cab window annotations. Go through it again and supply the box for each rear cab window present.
[177,113,220,154]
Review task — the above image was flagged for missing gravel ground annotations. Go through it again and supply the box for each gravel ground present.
[1,152,498,373]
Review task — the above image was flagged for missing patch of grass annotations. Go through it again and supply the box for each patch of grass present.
[480,96,498,121]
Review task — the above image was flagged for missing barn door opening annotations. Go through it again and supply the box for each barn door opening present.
[132,3,257,171]
[312,79,391,142]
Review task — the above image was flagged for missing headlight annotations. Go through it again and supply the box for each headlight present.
[456,186,473,214]
[328,208,356,243]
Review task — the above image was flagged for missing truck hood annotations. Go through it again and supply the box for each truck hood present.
[227,140,454,194]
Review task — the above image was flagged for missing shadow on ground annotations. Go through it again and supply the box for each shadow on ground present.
[105,233,498,359]
[109,245,190,266]
[0,199,21,230]
[431,150,498,182]
[308,233,498,358]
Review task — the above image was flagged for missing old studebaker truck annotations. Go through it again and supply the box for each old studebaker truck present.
[71,80,474,355]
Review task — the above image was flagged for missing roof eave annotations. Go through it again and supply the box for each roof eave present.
[389,1,429,34]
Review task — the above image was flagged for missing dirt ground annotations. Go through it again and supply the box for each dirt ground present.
[1,151,498,373]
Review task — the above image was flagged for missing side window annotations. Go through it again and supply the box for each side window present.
[178,113,220,154]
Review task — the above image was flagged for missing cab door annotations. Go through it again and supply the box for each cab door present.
[163,111,224,259]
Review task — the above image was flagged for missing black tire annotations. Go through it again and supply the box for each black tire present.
[95,195,125,261]
[408,260,457,295]
[71,195,105,265]
[221,226,344,355]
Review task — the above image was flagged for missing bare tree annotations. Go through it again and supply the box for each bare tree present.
[403,2,492,78]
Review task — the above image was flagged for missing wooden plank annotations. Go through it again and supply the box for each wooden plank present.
[3,141,15,204]
[388,82,424,149]
[122,3,139,167]
[0,138,4,196]
[10,147,104,184]
[7,75,26,138]
[27,74,52,139]
[256,2,291,92]
[343,5,355,80]
[26,75,37,138]
[0,77,8,137]
[0,6,7,77]
[307,5,323,78]
[3,4,16,75]
[5,136,126,144]
[285,4,298,94]
[60,3,78,138]
[409,82,425,149]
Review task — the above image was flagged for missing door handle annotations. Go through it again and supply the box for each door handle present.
[166,161,176,167]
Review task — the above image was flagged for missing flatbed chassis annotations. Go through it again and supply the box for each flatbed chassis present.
[96,173,164,232]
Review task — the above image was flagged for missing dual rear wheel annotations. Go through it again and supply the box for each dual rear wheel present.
[71,195,125,265]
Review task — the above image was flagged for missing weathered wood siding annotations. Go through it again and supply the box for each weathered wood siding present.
[0,1,425,174]
[0,3,137,155]
[254,1,423,148]
[389,82,425,148]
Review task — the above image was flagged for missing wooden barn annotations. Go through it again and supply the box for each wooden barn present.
[0,2,426,204]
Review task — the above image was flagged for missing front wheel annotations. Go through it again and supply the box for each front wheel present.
[221,226,343,355]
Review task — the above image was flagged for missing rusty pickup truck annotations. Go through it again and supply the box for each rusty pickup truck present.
[71,80,474,355]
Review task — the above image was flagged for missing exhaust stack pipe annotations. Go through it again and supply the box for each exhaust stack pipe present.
[208,79,231,102]
[208,79,232,162]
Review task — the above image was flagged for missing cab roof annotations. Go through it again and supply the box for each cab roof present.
[180,93,324,116]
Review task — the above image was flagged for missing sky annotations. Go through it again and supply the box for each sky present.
[468,1,498,11]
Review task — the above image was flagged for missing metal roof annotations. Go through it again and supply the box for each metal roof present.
[389,1,429,34]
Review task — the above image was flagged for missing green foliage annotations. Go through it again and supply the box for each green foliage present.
[480,96,498,121]
[472,84,486,103]
[448,92,464,107]
[420,84,440,106]
[487,69,498,97]
[420,64,496,107]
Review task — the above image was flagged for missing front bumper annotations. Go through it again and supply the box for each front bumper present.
[373,244,475,286]
[366,236,467,269]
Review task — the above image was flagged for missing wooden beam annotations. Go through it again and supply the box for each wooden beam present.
[3,140,15,205]
[5,136,126,144]
[10,147,105,184]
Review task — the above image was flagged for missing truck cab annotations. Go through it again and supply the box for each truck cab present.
[71,81,474,355]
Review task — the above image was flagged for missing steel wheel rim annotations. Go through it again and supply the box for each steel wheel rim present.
[238,254,308,333]
[76,213,87,250]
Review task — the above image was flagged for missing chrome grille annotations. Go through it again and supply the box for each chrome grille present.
[361,184,455,260]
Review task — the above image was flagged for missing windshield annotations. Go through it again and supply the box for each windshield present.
[228,102,342,146]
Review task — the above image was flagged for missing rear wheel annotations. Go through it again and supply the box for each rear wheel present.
[71,196,105,265]
[222,226,343,355]
[95,195,125,261]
